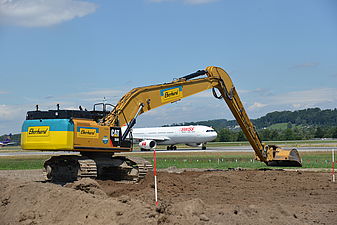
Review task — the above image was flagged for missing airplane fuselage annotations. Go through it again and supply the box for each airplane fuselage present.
[132,125,217,146]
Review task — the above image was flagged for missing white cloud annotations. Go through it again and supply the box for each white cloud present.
[248,102,267,110]
[0,104,29,134]
[0,104,26,121]
[149,0,217,4]
[269,88,337,106]
[0,0,97,27]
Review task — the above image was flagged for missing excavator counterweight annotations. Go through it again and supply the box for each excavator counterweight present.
[21,66,302,182]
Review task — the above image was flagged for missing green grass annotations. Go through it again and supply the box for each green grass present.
[0,146,22,152]
[299,152,335,168]
[268,123,289,130]
[1,151,333,170]
[266,123,305,130]
[1,140,336,171]
[137,152,334,170]
[0,157,48,170]
[148,158,267,169]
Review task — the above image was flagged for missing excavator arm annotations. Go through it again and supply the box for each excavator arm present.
[102,66,302,167]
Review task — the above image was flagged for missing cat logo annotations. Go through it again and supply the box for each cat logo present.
[27,126,50,137]
[160,86,183,103]
[77,127,99,138]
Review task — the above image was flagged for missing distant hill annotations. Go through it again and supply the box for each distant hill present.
[165,108,337,130]
[254,108,337,128]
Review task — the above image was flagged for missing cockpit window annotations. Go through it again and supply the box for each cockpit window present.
[206,130,216,132]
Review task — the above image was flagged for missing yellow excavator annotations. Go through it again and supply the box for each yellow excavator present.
[21,66,302,182]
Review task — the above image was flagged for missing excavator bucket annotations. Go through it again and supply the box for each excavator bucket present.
[266,146,302,167]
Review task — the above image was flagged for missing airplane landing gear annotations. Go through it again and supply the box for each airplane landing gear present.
[166,145,177,150]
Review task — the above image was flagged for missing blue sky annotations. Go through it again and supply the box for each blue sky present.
[0,0,336,135]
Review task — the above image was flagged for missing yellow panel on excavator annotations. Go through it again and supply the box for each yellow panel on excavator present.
[72,119,132,153]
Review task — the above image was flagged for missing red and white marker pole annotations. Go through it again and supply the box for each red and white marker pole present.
[153,148,158,206]
[332,149,335,183]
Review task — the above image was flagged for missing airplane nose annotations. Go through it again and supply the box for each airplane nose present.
[207,131,217,140]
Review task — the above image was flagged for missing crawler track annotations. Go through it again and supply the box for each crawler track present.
[43,155,152,183]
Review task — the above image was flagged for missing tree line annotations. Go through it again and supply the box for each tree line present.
[215,125,337,142]
[168,108,337,129]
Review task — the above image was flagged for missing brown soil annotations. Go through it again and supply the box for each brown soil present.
[0,169,336,225]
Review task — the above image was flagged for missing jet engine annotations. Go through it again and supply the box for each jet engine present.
[185,143,202,147]
[139,140,157,150]
[186,143,206,150]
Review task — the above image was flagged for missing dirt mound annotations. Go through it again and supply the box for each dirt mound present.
[65,178,106,196]
[1,170,337,225]
[0,177,156,225]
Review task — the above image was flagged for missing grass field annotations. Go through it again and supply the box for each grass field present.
[0,151,334,170]
[0,156,50,170]
[127,151,335,170]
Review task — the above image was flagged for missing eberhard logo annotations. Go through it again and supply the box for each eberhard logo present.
[160,86,183,103]
[28,126,50,137]
[77,127,99,138]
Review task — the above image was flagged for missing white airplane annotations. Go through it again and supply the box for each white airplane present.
[129,125,217,151]
[0,134,16,147]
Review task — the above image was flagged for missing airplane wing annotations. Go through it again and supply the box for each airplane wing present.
[0,142,15,147]
[7,142,16,145]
